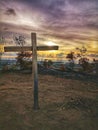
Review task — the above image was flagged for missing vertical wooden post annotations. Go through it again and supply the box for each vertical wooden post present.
[31,33,39,110]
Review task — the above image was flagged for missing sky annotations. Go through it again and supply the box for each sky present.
[0,0,98,54]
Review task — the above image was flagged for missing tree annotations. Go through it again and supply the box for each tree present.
[14,34,32,70]
[66,52,75,70]
[76,46,87,57]
[76,47,95,73]
[16,52,32,70]
[66,46,95,73]
[13,35,25,47]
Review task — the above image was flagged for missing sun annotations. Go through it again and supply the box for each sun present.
[46,41,57,46]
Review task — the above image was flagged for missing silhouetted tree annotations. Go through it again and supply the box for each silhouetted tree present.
[66,52,75,70]
[14,34,32,70]
[13,35,25,46]
[76,46,87,57]
[66,52,75,60]
[16,52,32,70]
[66,47,95,73]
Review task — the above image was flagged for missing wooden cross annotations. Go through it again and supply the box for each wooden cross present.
[0,33,59,110]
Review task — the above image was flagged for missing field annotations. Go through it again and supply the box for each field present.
[0,71,98,130]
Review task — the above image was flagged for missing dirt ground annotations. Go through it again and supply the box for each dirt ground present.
[0,72,98,130]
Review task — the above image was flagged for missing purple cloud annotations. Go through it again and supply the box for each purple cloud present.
[5,8,16,16]
[0,0,98,52]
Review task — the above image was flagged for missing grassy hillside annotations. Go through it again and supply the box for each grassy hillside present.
[0,72,98,130]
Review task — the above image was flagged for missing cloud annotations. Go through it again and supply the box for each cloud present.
[0,0,98,53]
[5,8,16,16]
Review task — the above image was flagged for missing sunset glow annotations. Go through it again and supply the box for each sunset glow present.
[0,0,98,56]
[45,41,57,46]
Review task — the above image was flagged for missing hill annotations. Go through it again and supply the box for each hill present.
[0,72,98,130]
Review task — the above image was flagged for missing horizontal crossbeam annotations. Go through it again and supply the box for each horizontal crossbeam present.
[4,46,59,52]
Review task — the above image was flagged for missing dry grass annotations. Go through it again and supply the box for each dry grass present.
[0,72,98,130]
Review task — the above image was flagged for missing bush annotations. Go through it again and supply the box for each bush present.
[16,52,32,70]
